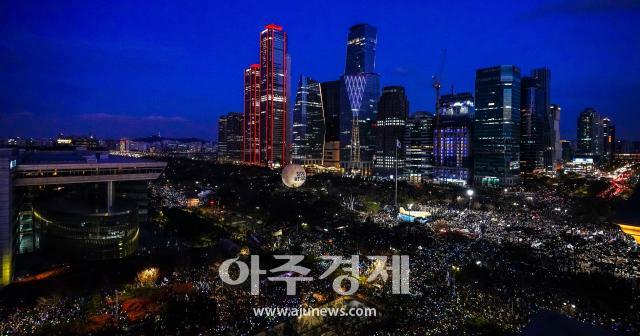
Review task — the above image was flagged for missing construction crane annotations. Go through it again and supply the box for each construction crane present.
[432,49,447,112]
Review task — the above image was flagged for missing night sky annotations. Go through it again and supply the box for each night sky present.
[1,0,639,141]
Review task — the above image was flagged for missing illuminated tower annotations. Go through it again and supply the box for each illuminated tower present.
[374,86,408,177]
[243,64,261,164]
[474,65,521,186]
[434,93,474,185]
[405,111,434,183]
[341,24,380,172]
[218,115,228,160]
[577,107,603,161]
[260,24,288,165]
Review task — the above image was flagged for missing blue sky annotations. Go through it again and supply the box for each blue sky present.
[1,0,639,140]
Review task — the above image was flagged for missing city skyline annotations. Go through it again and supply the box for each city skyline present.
[2,2,640,333]
[1,1,640,141]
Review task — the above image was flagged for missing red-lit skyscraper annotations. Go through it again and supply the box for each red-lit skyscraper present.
[243,64,261,164]
[259,24,288,165]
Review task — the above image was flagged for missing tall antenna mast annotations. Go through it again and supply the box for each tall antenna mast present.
[432,49,447,113]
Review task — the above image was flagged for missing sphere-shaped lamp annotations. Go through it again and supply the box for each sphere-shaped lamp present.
[281,164,306,188]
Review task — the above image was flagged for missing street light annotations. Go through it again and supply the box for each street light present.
[466,189,474,209]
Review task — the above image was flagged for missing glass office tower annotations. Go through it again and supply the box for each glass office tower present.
[404,112,434,182]
[292,76,324,164]
[530,68,555,172]
[218,116,228,160]
[577,107,604,161]
[473,65,521,186]
[243,64,261,164]
[374,86,408,177]
[550,104,562,168]
[321,80,342,168]
[602,116,615,163]
[321,80,341,143]
[260,24,288,166]
[561,140,574,162]
[340,24,380,172]
[218,112,243,162]
[345,24,377,74]
[434,93,474,185]
[520,75,546,173]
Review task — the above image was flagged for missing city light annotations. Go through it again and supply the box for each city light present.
[1,2,638,335]
[136,267,159,287]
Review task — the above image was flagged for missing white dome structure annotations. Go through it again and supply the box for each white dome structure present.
[281,164,306,188]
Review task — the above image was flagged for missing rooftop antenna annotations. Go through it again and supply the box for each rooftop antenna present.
[431,48,447,112]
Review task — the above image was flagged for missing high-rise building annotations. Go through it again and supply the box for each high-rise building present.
[292,76,324,164]
[550,104,562,168]
[218,117,228,160]
[341,74,379,167]
[576,107,603,161]
[473,65,521,186]
[345,24,377,74]
[561,140,574,163]
[243,64,261,164]
[520,74,546,173]
[519,68,555,173]
[260,24,288,165]
[602,116,615,162]
[321,80,341,143]
[340,24,380,172]
[218,112,243,162]
[433,93,474,185]
[228,113,244,161]
[531,68,556,172]
[321,80,342,168]
[375,86,408,177]
[119,138,131,153]
[404,112,434,182]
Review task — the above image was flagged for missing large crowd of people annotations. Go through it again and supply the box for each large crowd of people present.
[1,161,638,335]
